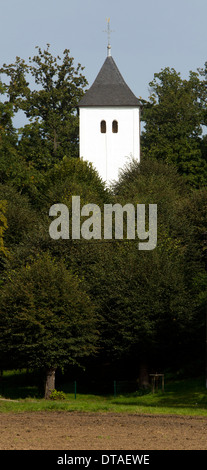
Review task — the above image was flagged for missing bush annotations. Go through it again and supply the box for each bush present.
[49,389,66,400]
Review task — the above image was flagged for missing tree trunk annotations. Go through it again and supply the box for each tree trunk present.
[138,360,149,389]
[44,367,56,399]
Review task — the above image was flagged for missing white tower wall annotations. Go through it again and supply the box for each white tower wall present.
[79,106,140,185]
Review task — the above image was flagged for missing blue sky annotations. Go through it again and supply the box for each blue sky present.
[1,0,207,106]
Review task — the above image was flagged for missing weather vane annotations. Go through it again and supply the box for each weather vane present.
[103,18,115,56]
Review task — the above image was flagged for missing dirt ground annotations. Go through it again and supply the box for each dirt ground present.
[0,411,207,450]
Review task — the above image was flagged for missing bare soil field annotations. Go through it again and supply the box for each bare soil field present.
[0,411,207,450]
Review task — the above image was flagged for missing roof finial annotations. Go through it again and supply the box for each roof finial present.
[103,18,114,57]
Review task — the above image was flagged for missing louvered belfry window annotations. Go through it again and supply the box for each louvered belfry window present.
[112,120,118,133]
[100,120,106,133]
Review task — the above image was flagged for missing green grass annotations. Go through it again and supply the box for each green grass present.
[1,371,207,416]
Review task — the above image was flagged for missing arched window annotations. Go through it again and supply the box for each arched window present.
[112,120,118,133]
[100,120,106,133]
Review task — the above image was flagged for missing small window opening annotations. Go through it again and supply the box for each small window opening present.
[100,120,106,133]
[112,120,118,133]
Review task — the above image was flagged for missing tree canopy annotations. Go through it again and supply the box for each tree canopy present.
[0,253,98,397]
[0,47,206,394]
[0,45,88,172]
[141,67,207,188]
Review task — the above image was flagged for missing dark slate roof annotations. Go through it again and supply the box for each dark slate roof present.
[78,56,141,107]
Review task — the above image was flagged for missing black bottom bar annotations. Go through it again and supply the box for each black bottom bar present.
[0,450,206,467]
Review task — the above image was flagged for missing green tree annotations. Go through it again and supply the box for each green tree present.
[0,81,16,138]
[0,200,8,262]
[0,184,44,270]
[69,158,206,385]
[0,253,98,398]
[198,62,207,176]
[0,80,19,184]
[198,61,207,126]
[0,45,88,170]
[0,79,46,200]
[141,67,207,187]
[114,158,207,375]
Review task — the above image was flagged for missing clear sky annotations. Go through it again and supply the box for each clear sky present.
[1,0,207,105]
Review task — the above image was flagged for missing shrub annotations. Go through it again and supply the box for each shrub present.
[49,389,66,400]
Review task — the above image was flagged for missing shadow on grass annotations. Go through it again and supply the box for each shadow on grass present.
[112,378,207,410]
[0,370,43,399]
[1,372,207,412]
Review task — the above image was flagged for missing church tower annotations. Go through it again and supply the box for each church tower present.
[78,21,141,185]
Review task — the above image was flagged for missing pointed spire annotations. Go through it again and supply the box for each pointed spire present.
[103,18,114,57]
[78,19,141,108]
[78,56,141,107]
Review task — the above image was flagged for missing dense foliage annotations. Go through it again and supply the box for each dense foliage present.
[141,67,207,188]
[0,47,206,395]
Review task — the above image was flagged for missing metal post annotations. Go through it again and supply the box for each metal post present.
[152,376,155,394]
[74,380,77,399]
[162,374,165,392]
